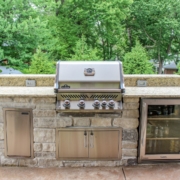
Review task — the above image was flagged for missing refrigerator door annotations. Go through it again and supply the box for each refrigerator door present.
[139,99,180,163]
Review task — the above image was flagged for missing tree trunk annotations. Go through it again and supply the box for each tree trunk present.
[158,59,163,74]
[127,27,132,51]
[158,53,163,74]
[55,0,65,16]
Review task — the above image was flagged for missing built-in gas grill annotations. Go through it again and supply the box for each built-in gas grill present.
[54,61,125,112]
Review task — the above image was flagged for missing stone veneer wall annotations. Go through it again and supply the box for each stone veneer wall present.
[0,96,139,167]
[0,74,180,87]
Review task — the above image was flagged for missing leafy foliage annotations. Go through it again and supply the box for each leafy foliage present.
[0,0,50,65]
[50,0,133,60]
[0,0,180,74]
[69,36,101,61]
[25,49,55,74]
[127,0,180,73]
[177,62,180,75]
[123,41,154,74]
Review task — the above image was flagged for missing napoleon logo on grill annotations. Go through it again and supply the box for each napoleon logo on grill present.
[61,84,70,89]
[84,68,95,76]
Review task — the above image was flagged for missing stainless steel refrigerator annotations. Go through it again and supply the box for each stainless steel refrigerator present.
[139,99,180,163]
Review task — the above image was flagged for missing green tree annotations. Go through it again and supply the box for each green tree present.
[49,0,133,60]
[69,36,101,61]
[0,0,50,66]
[25,49,55,74]
[127,0,180,73]
[177,61,180,75]
[123,41,154,74]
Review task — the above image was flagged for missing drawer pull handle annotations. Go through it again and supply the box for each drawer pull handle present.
[21,112,29,115]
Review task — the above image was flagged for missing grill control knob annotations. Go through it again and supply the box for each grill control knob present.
[108,100,115,109]
[78,100,85,109]
[92,100,100,109]
[101,100,107,108]
[63,100,70,108]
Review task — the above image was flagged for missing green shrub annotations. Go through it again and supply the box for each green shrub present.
[69,36,101,61]
[123,41,154,74]
[26,49,55,74]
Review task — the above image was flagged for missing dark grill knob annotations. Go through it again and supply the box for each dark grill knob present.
[78,100,85,109]
[101,101,107,108]
[63,100,70,108]
[92,100,100,109]
[108,100,115,109]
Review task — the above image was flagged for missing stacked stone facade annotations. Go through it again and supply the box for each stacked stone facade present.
[0,96,139,167]
[0,75,180,167]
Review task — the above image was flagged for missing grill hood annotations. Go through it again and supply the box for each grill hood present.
[54,61,125,93]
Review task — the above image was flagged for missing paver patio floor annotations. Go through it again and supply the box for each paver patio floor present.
[1,164,180,180]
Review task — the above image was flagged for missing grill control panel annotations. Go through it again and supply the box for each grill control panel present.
[57,93,122,112]
[59,99,122,112]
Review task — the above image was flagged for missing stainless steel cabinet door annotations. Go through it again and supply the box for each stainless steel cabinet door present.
[89,130,121,159]
[5,110,31,157]
[57,130,89,159]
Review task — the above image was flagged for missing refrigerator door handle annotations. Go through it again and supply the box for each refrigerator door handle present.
[141,129,145,146]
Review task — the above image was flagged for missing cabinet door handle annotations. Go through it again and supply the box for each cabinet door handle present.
[90,132,94,148]
[84,131,88,148]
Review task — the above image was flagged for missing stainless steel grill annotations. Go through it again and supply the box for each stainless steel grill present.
[54,61,125,112]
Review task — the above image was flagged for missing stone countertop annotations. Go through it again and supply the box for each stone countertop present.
[125,87,180,97]
[0,87,56,97]
[0,86,180,98]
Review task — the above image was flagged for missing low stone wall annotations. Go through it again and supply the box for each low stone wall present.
[0,96,139,167]
[0,74,180,87]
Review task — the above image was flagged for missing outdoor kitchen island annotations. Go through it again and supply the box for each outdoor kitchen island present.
[0,75,180,167]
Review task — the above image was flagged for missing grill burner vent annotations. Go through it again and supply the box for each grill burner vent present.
[90,95,118,99]
[61,94,89,99]
[59,93,121,100]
